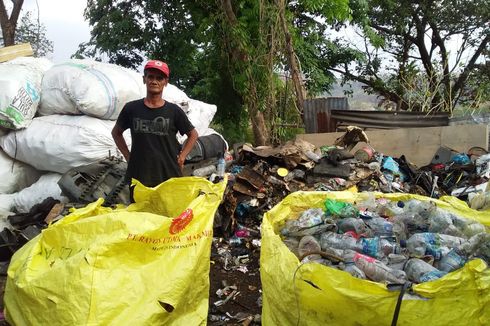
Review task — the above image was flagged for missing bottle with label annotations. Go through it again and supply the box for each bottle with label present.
[404,258,446,283]
[401,232,465,259]
[353,253,407,284]
[438,233,490,272]
[360,237,401,259]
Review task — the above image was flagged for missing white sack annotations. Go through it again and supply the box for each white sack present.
[0,115,131,173]
[39,59,145,120]
[0,194,16,213]
[13,173,66,213]
[180,99,217,138]
[0,149,41,194]
[0,58,47,129]
[162,83,190,105]
[5,56,53,72]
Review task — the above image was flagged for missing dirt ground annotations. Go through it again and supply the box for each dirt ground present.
[208,239,262,325]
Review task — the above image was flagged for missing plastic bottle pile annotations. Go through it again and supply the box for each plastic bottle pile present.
[280,196,490,284]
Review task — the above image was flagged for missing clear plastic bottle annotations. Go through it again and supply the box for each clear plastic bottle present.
[439,233,490,272]
[401,233,465,259]
[387,253,408,270]
[353,253,407,284]
[360,237,401,259]
[305,150,321,162]
[320,232,361,252]
[297,208,325,228]
[337,217,369,235]
[193,164,217,177]
[298,235,322,262]
[365,217,394,237]
[280,208,327,237]
[216,152,226,178]
[342,262,367,279]
[437,248,467,273]
[404,258,446,283]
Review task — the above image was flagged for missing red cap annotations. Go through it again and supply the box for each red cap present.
[144,60,170,77]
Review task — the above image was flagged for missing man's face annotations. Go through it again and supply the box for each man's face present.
[143,68,168,94]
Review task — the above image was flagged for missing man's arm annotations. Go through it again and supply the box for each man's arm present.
[111,124,130,162]
[177,128,198,168]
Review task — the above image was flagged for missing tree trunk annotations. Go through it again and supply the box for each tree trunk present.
[220,0,270,145]
[250,103,268,146]
[278,0,305,118]
[0,0,24,46]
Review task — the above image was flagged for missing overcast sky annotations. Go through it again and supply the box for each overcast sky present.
[23,0,90,63]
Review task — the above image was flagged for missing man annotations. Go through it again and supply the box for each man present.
[112,60,198,196]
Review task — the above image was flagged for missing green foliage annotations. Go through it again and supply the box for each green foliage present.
[78,0,353,144]
[14,11,53,57]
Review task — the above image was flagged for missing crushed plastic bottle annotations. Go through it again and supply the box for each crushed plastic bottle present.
[320,232,361,252]
[365,217,394,237]
[325,199,359,219]
[281,208,330,236]
[402,233,465,259]
[390,212,429,237]
[386,253,408,270]
[298,235,322,262]
[305,150,321,163]
[439,233,490,272]
[337,217,369,235]
[193,164,217,177]
[353,253,407,284]
[404,258,446,283]
[437,248,467,273]
[360,237,401,259]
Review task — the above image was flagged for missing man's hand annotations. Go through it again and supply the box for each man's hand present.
[177,153,186,169]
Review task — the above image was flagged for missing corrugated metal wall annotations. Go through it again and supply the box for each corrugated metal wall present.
[303,97,349,133]
[303,96,450,133]
[331,110,449,129]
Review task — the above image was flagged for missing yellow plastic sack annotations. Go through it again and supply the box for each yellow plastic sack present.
[261,191,490,326]
[4,177,226,325]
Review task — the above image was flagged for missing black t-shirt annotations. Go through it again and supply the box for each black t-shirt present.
[116,99,194,187]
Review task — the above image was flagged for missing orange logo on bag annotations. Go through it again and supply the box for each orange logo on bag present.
[169,208,194,234]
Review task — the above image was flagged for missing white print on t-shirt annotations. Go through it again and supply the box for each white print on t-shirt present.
[133,117,170,135]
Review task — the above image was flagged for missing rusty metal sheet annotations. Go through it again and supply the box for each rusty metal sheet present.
[331,110,449,129]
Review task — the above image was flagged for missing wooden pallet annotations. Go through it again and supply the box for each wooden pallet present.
[0,43,33,63]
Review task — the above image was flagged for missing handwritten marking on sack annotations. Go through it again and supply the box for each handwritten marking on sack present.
[37,242,85,267]
[10,82,38,117]
[169,208,193,234]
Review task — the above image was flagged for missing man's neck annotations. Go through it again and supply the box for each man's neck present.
[144,94,165,108]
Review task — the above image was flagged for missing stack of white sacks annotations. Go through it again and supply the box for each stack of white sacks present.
[0,57,222,221]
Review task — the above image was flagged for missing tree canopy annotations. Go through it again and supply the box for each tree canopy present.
[76,0,350,145]
[332,0,490,112]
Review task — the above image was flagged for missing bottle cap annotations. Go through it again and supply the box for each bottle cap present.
[277,167,288,177]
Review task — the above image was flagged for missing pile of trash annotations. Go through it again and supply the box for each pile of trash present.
[280,196,489,284]
[212,129,489,239]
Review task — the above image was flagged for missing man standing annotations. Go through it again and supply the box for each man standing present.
[112,60,198,194]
